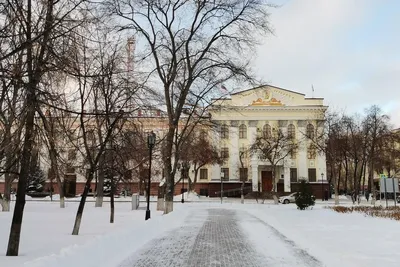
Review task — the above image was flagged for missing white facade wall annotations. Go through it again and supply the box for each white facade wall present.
[209,85,328,193]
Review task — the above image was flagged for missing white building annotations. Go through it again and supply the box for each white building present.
[202,85,327,196]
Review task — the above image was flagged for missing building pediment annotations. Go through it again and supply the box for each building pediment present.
[222,85,323,107]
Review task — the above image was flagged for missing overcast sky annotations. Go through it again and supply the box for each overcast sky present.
[255,0,400,127]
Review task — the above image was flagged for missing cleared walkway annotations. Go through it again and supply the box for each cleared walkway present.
[119,208,322,267]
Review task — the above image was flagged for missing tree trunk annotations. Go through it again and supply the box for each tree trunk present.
[2,127,15,212]
[157,185,164,211]
[72,171,93,235]
[337,161,342,193]
[272,168,278,204]
[96,157,105,207]
[369,139,377,205]
[344,158,349,194]
[7,3,36,252]
[369,163,376,205]
[190,168,199,192]
[6,82,35,255]
[164,128,175,214]
[353,161,359,195]
[49,144,65,208]
[362,160,367,195]
[332,166,340,205]
[110,178,114,223]
[241,181,245,204]
[1,196,10,212]
[1,173,12,212]
[50,179,53,201]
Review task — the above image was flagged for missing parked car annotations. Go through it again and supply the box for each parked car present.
[278,192,316,204]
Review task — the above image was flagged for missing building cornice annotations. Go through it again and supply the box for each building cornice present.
[210,105,328,112]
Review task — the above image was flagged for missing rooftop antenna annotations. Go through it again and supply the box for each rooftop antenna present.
[311,84,315,98]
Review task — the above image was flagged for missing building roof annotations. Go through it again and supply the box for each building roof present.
[230,84,306,97]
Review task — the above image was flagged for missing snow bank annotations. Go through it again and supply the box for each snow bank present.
[22,206,189,267]
[244,204,400,267]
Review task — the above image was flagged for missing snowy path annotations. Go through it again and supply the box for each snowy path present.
[118,208,323,267]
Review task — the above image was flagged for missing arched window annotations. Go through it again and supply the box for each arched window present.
[239,124,247,139]
[306,124,315,140]
[220,124,229,139]
[287,124,295,139]
[263,124,271,138]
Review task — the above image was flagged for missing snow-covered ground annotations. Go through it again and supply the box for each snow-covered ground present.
[1,198,400,267]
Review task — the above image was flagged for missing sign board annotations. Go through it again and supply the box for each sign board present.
[380,178,399,193]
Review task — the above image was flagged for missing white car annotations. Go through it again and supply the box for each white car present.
[278,193,298,204]
[278,192,316,204]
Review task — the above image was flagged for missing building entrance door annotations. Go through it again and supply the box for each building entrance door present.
[261,171,273,192]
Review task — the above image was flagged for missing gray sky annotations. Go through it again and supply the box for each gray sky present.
[255,0,400,127]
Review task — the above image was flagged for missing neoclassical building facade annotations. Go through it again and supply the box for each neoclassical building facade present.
[195,85,328,196]
[0,85,328,198]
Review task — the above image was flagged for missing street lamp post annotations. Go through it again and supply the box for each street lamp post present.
[145,131,156,221]
[181,162,189,203]
[321,173,324,201]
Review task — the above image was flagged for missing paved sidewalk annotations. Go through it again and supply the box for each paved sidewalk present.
[119,208,322,267]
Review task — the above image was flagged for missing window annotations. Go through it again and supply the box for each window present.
[239,168,248,181]
[68,149,76,161]
[239,124,247,139]
[66,166,75,174]
[239,144,247,158]
[263,124,271,138]
[221,168,229,181]
[200,169,208,180]
[308,144,317,159]
[306,124,315,140]
[308,168,316,182]
[220,124,229,139]
[87,130,96,143]
[287,124,295,139]
[221,147,229,159]
[290,168,297,182]
[290,147,297,159]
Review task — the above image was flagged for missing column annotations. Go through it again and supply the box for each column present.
[317,153,327,181]
[248,121,258,191]
[251,163,258,192]
[284,166,291,192]
[298,148,307,179]
[229,122,239,181]
[297,120,307,180]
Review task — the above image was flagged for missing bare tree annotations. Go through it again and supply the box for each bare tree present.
[110,0,274,213]
[375,131,400,178]
[1,0,88,255]
[0,1,27,212]
[65,27,137,234]
[37,107,68,208]
[180,130,221,192]
[364,105,390,205]
[304,111,342,205]
[238,146,248,204]
[250,128,298,204]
